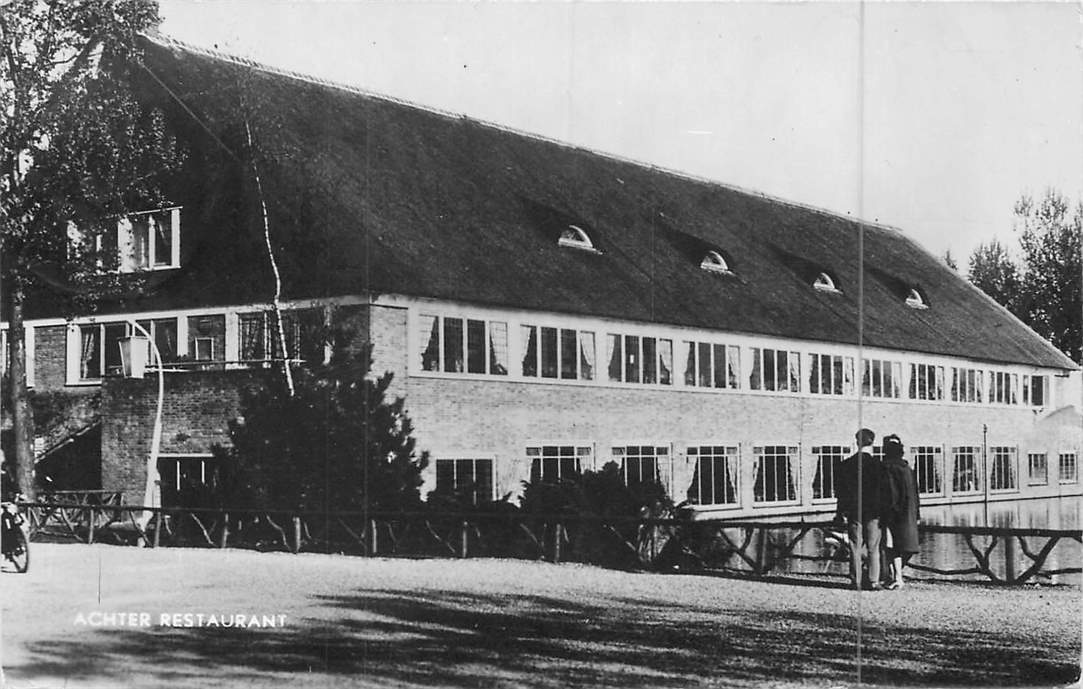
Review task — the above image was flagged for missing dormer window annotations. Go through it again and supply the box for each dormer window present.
[558,224,597,252]
[69,206,181,273]
[906,288,928,309]
[700,250,732,274]
[813,272,839,292]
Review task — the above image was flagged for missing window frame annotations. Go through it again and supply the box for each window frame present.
[685,444,741,508]
[951,446,982,495]
[1027,452,1048,486]
[811,445,849,502]
[910,445,945,497]
[526,444,593,484]
[989,446,1019,493]
[751,445,800,506]
[1058,453,1079,484]
[611,444,669,490]
[433,455,496,506]
[418,313,510,377]
[749,347,801,394]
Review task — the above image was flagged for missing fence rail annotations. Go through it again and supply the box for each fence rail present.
[18,502,1082,585]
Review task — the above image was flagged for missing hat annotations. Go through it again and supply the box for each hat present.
[883,434,904,459]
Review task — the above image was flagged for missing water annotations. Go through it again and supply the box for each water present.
[915,496,1081,585]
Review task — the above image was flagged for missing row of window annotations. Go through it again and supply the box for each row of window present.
[74,308,324,381]
[416,313,1052,406]
[430,444,1081,508]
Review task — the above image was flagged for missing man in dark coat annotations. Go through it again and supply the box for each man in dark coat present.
[834,428,884,590]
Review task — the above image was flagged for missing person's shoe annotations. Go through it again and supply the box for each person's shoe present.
[867,582,883,591]
[886,580,903,590]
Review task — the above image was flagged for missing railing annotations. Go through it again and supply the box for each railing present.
[18,503,1082,585]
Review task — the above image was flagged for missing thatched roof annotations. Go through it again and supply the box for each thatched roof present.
[100,35,1076,370]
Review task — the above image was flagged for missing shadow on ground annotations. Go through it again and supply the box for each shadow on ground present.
[15,587,1081,688]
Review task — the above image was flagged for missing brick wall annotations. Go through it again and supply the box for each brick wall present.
[100,369,274,501]
[32,325,68,390]
[403,376,1082,514]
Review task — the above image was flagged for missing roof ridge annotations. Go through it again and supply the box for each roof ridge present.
[144,31,907,236]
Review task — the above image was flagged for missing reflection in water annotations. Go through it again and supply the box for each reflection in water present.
[916,496,1081,584]
[776,497,1080,584]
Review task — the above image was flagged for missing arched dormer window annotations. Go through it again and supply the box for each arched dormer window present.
[813,272,839,292]
[558,224,597,252]
[905,287,928,309]
[700,250,732,274]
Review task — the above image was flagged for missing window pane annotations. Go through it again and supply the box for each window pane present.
[559,329,577,379]
[658,339,672,385]
[540,327,558,378]
[152,318,178,362]
[240,313,265,361]
[727,346,740,388]
[152,213,172,267]
[624,335,640,383]
[683,341,696,386]
[80,325,102,379]
[749,348,762,390]
[489,322,508,375]
[103,323,127,374]
[466,319,486,373]
[443,318,464,372]
[763,349,777,390]
[697,342,711,387]
[521,325,538,377]
[607,334,622,382]
[579,331,595,380]
[642,337,657,384]
[712,344,727,388]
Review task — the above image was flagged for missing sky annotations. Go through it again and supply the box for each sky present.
[156,1,1083,265]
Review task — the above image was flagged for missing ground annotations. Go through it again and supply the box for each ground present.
[0,544,1080,688]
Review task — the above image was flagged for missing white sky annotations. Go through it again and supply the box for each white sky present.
[157,1,1083,265]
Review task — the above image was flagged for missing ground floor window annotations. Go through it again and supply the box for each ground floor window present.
[686,446,739,506]
[434,458,494,505]
[157,456,217,509]
[989,446,1018,492]
[612,445,667,488]
[527,445,591,484]
[811,446,848,500]
[1027,453,1048,485]
[911,446,944,496]
[752,446,798,504]
[1059,453,1079,484]
[952,447,980,494]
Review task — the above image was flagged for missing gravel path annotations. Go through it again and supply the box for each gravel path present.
[1,543,1079,688]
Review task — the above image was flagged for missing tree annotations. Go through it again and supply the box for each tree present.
[215,341,429,514]
[967,239,1022,318]
[1,0,181,497]
[1013,190,1082,362]
[966,189,1082,363]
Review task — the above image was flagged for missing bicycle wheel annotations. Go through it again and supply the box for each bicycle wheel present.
[4,527,29,573]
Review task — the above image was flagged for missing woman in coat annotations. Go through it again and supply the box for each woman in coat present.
[880,434,921,589]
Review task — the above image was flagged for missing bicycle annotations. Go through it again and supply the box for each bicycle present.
[1,498,29,573]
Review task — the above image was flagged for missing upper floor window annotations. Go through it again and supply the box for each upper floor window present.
[683,340,739,389]
[77,318,177,381]
[420,314,508,376]
[862,358,901,399]
[558,225,597,252]
[607,334,673,385]
[909,363,945,401]
[809,353,854,396]
[70,207,181,273]
[988,371,1019,406]
[950,367,984,403]
[522,325,592,380]
[700,251,732,274]
[750,347,800,393]
[240,309,324,364]
[813,272,839,292]
[1023,375,1048,407]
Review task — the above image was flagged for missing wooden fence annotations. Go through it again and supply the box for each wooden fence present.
[18,501,1082,585]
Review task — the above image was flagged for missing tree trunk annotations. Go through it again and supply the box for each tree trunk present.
[8,281,36,500]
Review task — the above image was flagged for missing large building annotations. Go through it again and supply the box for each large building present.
[5,35,1081,517]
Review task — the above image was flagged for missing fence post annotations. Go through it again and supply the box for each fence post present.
[460,520,469,558]
[551,522,562,564]
[87,507,95,545]
[1005,536,1018,582]
[153,512,162,548]
[292,516,302,554]
[368,519,378,556]
[220,513,230,549]
[754,527,767,576]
